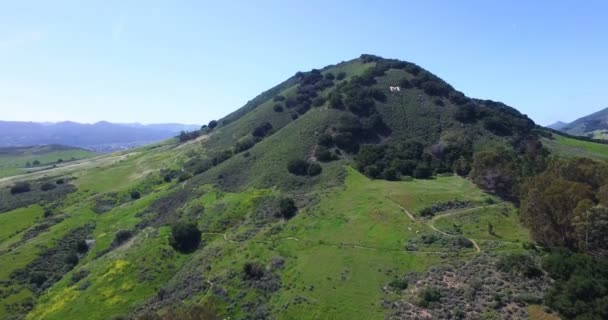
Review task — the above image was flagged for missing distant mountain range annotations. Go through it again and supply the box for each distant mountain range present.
[0,121,200,152]
[547,107,608,139]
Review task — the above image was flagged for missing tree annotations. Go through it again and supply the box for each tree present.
[32,160,40,166]
[520,173,594,249]
[572,205,608,252]
[10,182,31,194]
[169,222,202,253]
[336,72,347,80]
[130,191,141,199]
[208,120,218,129]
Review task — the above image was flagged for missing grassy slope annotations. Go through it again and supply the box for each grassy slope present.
[542,133,608,161]
[0,146,95,178]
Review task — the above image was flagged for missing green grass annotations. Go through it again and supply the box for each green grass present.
[542,133,608,161]
[0,205,43,244]
[0,145,95,178]
[432,203,530,243]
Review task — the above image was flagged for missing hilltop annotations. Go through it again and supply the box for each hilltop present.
[0,55,606,320]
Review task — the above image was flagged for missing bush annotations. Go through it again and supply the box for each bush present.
[417,287,441,308]
[208,120,218,129]
[235,137,255,153]
[336,72,347,80]
[76,240,89,254]
[40,182,57,191]
[273,104,284,112]
[413,164,432,179]
[113,229,133,247]
[273,95,285,102]
[56,178,65,185]
[287,159,309,176]
[317,133,334,147]
[496,253,542,278]
[277,198,297,219]
[169,222,202,253]
[389,277,408,290]
[252,122,273,138]
[307,163,322,176]
[10,182,31,194]
[243,262,265,280]
[130,191,141,199]
[315,146,333,162]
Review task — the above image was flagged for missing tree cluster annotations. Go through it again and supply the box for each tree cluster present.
[521,157,608,253]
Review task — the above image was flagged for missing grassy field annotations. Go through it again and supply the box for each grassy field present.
[0,145,96,178]
[542,133,608,161]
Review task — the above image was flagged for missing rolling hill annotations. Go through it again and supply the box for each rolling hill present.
[0,145,96,179]
[0,121,200,152]
[551,107,608,139]
[0,55,605,320]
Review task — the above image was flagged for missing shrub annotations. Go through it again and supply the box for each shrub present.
[277,198,297,219]
[235,137,256,153]
[169,222,202,253]
[336,72,347,80]
[413,164,432,179]
[307,163,322,176]
[113,229,133,246]
[496,253,542,278]
[399,78,412,89]
[317,133,334,147]
[56,178,65,184]
[252,122,273,138]
[40,182,57,191]
[273,104,284,112]
[76,240,89,254]
[243,262,265,280]
[273,95,285,102]
[287,159,309,176]
[130,191,141,199]
[315,146,333,162]
[389,277,408,290]
[417,287,441,308]
[324,72,335,80]
[207,120,218,129]
[32,160,40,165]
[10,182,31,194]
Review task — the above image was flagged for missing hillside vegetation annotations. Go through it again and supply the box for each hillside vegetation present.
[0,145,95,179]
[1,55,608,319]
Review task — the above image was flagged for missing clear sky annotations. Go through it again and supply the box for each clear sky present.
[1,1,606,125]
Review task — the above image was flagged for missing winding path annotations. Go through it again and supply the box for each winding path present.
[385,197,416,222]
[425,204,504,253]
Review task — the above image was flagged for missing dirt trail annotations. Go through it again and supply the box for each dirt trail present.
[385,197,416,222]
[425,205,504,254]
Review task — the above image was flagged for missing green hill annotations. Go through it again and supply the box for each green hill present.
[0,55,605,320]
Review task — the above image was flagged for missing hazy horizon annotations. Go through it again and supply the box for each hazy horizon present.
[2,1,607,126]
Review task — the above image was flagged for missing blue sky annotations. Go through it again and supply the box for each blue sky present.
[1,1,606,125]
